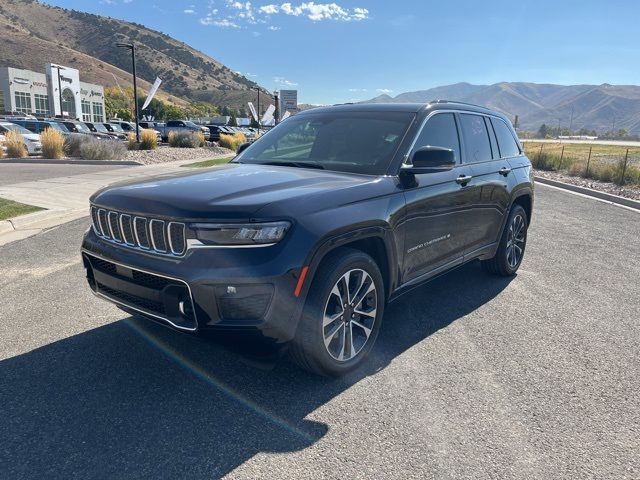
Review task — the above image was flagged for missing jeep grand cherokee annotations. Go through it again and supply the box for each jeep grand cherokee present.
[81,101,533,376]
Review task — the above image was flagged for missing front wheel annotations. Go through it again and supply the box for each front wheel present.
[289,248,384,376]
[482,204,528,276]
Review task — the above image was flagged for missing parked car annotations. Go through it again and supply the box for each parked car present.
[109,120,162,143]
[0,121,43,155]
[204,125,227,142]
[59,120,111,140]
[10,119,70,137]
[81,101,533,376]
[100,122,127,138]
[164,120,210,141]
[85,122,127,141]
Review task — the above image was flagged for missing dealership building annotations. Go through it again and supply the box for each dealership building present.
[0,64,105,122]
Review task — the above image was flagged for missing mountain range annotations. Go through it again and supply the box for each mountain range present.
[0,0,271,108]
[365,82,640,134]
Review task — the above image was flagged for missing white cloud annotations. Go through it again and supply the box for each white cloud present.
[274,76,298,87]
[268,25,281,30]
[376,89,393,94]
[200,17,240,28]
[200,2,368,28]
[260,4,279,14]
[348,88,368,92]
[184,9,196,14]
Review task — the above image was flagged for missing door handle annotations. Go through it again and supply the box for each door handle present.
[456,174,473,185]
[499,167,512,176]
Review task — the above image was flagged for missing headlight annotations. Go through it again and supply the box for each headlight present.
[191,221,291,246]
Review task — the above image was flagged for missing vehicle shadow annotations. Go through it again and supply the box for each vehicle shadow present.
[1,262,513,479]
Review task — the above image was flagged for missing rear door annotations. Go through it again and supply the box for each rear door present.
[457,113,510,255]
[400,112,476,283]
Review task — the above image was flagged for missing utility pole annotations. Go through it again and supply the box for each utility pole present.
[116,42,140,142]
[569,106,574,132]
[51,64,65,118]
[557,118,561,139]
[274,90,280,125]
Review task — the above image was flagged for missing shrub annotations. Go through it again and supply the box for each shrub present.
[40,128,65,159]
[80,138,127,160]
[218,132,247,151]
[64,133,90,157]
[140,129,158,150]
[196,131,206,147]
[168,131,201,148]
[4,130,28,158]
[127,132,138,150]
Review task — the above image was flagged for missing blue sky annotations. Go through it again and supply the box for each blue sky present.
[45,0,640,104]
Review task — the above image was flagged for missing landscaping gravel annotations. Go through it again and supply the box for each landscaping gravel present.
[124,145,234,165]
[534,168,640,200]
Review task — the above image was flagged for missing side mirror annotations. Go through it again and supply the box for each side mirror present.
[401,146,456,174]
[236,142,251,154]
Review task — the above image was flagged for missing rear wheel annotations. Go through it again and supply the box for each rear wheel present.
[482,204,528,276]
[290,248,384,376]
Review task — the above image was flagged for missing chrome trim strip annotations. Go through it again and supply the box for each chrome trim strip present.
[82,250,198,332]
[119,214,134,246]
[149,219,166,252]
[97,208,108,237]
[108,211,122,242]
[167,222,186,255]
[90,206,101,236]
[133,216,150,250]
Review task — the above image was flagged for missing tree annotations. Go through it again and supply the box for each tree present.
[228,115,238,127]
[537,124,550,138]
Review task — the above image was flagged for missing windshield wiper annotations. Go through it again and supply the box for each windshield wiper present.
[259,161,325,170]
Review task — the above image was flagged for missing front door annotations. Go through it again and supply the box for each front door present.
[400,112,477,283]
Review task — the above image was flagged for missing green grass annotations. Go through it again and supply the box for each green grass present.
[0,197,45,221]
[181,156,234,168]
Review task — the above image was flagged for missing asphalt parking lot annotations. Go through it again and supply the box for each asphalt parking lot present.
[0,163,128,186]
[1,185,638,479]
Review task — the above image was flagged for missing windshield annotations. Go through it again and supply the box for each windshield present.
[185,121,199,128]
[93,123,109,133]
[74,123,91,133]
[109,123,125,133]
[1,123,33,135]
[50,122,69,132]
[235,111,413,175]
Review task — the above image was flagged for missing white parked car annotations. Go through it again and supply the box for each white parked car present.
[0,121,43,155]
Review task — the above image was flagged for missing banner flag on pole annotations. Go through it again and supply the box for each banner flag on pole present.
[248,102,258,122]
[281,111,291,121]
[142,77,162,110]
[262,104,275,124]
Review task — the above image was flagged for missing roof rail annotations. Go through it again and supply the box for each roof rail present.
[429,99,486,108]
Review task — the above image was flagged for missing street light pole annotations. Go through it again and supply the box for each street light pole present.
[256,86,261,133]
[116,42,140,142]
[51,65,65,118]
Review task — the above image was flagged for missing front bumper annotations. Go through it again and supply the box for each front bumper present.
[81,229,308,344]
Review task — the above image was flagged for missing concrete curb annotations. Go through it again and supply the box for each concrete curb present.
[0,158,142,166]
[0,220,14,234]
[535,176,640,211]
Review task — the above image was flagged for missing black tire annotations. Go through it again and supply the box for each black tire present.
[289,247,385,376]
[482,204,528,276]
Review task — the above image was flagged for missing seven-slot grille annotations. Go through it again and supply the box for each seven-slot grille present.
[91,206,186,256]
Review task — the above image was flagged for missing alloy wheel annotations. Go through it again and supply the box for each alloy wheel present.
[506,214,526,269]
[322,269,377,362]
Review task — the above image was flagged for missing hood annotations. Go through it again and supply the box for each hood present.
[91,163,389,220]
[23,133,41,142]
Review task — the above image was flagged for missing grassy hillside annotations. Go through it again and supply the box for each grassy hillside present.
[0,0,272,109]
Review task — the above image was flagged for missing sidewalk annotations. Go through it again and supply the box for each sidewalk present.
[0,156,227,245]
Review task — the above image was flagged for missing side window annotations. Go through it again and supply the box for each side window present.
[411,113,460,164]
[491,118,521,158]
[459,114,492,163]
[485,117,500,159]
[26,122,37,132]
